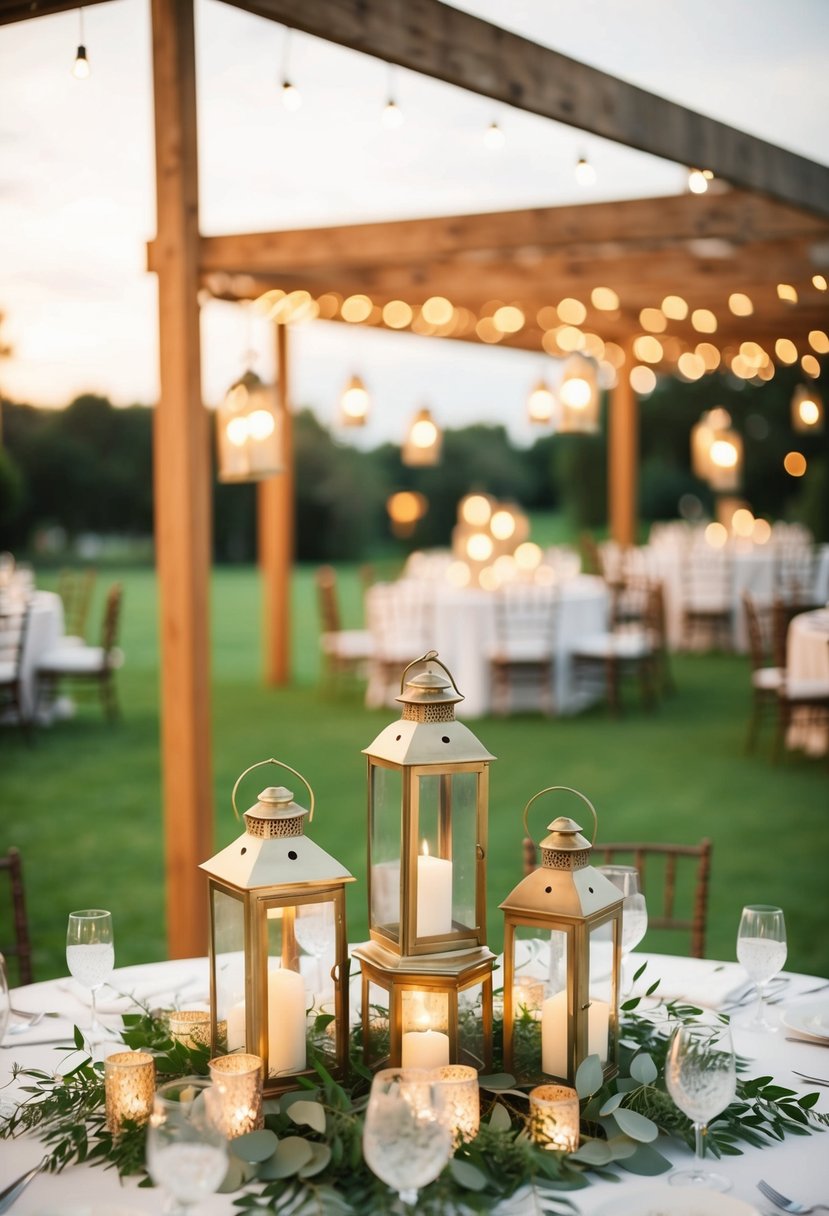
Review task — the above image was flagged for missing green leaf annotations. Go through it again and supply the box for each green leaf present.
[299,1142,332,1178]
[231,1129,280,1163]
[599,1093,624,1116]
[450,1158,488,1191]
[629,1053,658,1085]
[477,1073,516,1090]
[216,1156,247,1193]
[605,1135,638,1161]
[289,1100,327,1135]
[73,1026,85,1051]
[613,1107,658,1143]
[575,1055,603,1099]
[799,1092,820,1109]
[645,980,660,996]
[259,1136,314,1179]
[488,1102,512,1132]
[570,1139,612,1166]
[632,961,648,983]
[618,1143,673,1175]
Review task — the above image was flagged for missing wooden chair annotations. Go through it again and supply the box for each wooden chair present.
[0,847,33,985]
[0,599,34,742]
[774,653,829,763]
[58,567,97,642]
[37,583,124,721]
[523,837,712,958]
[571,582,664,714]
[315,565,374,685]
[680,547,733,651]
[743,591,786,752]
[488,583,559,715]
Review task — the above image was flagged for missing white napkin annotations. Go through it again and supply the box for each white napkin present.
[626,954,747,1009]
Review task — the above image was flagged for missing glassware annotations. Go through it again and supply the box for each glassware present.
[293,902,335,998]
[66,909,114,1042]
[597,865,648,992]
[363,1067,452,1207]
[146,1078,228,1214]
[737,904,787,1031]
[665,1021,736,1191]
[0,953,9,1044]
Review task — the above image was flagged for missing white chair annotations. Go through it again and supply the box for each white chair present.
[37,583,124,721]
[487,583,559,715]
[680,546,733,650]
[0,599,33,741]
[366,581,435,708]
[571,583,662,714]
[315,566,374,687]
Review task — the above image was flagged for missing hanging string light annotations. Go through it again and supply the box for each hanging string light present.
[339,374,370,427]
[279,26,301,111]
[483,121,505,150]
[72,8,90,79]
[687,167,714,194]
[381,63,404,128]
[574,153,596,186]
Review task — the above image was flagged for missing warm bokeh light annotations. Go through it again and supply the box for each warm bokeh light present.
[582,332,605,360]
[467,533,494,562]
[591,287,619,311]
[739,341,768,369]
[341,294,373,323]
[247,409,275,441]
[381,99,404,128]
[574,155,596,185]
[461,494,492,527]
[784,451,807,477]
[559,374,591,408]
[340,375,370,424]
[691,309,717,333]
[556,325,585,352]
[475,317,502,343]
[557,298,587,325]
[514,542,542,571]
[387,490,427,524]
[491,509,517,541]
[801,354,820,378]
[639,307,667,333]
[730,355,753,380]
[411,417,438,447]
[316,293,341,319]
[775,338,798,364]
[281,81,302,111]
[808,329,829,354]
[483,121,505,150]
[382,299,413,329]
[752,518,772,545]
[777,283,798,303]
[479,566,499,591]
[226,416,248,447]
[710,438,738,469]
[731,507,754,538]
[447,561,471,588]
[494,554,517,581]
[677,351,705,380]
[696,342,721,371]
[527,380,556,424]
[629,365,656,394]
[813,275,828,291]
[603,341,626,368]
[798,398,820,426]
[687,167,710,193]
[537,306,559,329]
[421,296,454,326]
[493,305,525,333]
[661,295,689,320]
[633,335,663,364]
[728,293,754,316]
[705,522,728,548]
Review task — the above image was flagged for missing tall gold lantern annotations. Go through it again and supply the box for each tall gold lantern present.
[201,759,355,1097]
[353,651,495,1072]
[216,370,283,483]
[500,787,623,1087]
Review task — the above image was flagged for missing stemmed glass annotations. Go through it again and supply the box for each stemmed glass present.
[737,904,787,1031]
[363,1068,452,1207]
[294,903,335,999]
[146,1078,228,1214]
[598,865,648,993]
[0,952,9,1044]
[66,909,114,1042]
[665,1021,736,1191]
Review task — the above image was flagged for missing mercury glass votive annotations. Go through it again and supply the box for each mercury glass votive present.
[168,1009,226,1048]
[104,1050,156,1134]
[208,1053,264,1138]
[435,1064,480,1146]
[529,1083,580,1152]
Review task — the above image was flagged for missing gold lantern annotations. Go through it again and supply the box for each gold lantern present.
[402,407,442,466]
[691,408,743,491]
[353,651,495,1071]
[200,759,354,1097]
[791,384,824,433]
[557,355,600,434]
[216,370,283,483]
[339,374,370,427]
[500,787,622,1087]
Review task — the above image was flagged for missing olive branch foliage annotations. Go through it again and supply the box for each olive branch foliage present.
[1,966,826,1214]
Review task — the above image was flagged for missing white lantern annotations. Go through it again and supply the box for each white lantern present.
[216,371,283,483]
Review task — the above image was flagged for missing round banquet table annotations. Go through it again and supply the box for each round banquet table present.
[2,953,828,1214]
[786,608,829,756]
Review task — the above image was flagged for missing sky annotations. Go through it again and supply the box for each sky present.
[0,0,827,447]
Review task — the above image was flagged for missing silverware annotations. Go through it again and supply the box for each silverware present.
[6,1012,45,1034]
[785,1036,829,1048]
[9,1008,58,1022]
[757,1178,829,1213]
[796,981,829,997]
[0,1156,47,1214]
[0,1037,75,1050]
[792,1070,829,1086]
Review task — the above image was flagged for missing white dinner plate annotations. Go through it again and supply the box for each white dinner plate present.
[593,1185,759,1215]
[781,998,829,1042]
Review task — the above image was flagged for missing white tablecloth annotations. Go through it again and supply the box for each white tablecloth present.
[786,608,829,756]
[2,954,828,1214]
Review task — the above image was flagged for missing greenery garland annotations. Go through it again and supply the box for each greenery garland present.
[2,969,826,1215]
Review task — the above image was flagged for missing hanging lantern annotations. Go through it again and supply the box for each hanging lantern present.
[557,355,600,434]
[791,384,824,433]
[216,370,283,483]
[353,651,495,1071]
[691,408,743,491]
[201,759,354,1097]
[402,407,442,466]
[527,379,557,426]
[339,374,370,427]
[500,787,622,1087]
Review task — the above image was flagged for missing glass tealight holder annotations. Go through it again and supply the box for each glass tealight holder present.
[104,1050,156,1134]
[529,1083,580,1152]
[434,1064,480,1146]
[169,1009,212,1048]
[208,1053,264,1138]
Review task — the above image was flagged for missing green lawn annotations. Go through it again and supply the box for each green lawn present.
[2,563,828,983]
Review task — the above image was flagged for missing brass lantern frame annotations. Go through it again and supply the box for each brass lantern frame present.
[201,758,354,1098]
[500,787,623,1088]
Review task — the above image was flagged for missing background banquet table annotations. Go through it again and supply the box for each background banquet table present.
[18,591,64,721]
[2,953,827,1214]
[786,608,829,756]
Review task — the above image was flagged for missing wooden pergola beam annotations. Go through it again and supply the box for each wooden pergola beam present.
[0,0,110,24]
[226,0,829,218]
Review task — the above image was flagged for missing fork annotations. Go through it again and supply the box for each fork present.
[757,1179,829,1213]
[792,1069,829,1087]
[6,1010,45,1033]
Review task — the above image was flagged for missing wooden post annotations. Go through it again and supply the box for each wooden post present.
[608,353,638,547]
[150,0,213,957]
[258,322,292,684]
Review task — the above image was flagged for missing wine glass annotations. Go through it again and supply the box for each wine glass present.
[598,866,648,993]
[737,904,787,1031]
[146,1078,228,1214]
[66,909,114,1042]
[0,952,9,1045]
[363,1068,452,1207]
[665,1021,736,1191]
[294,903,335,999]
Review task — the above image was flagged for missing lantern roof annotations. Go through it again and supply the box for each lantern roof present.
[364,717,494,766]
[499,863,622,920]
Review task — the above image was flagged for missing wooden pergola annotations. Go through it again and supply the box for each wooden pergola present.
[3,0,828,957]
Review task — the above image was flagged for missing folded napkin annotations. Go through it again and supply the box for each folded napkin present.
[626,954,747,1009]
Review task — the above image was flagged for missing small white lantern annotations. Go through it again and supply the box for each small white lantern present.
[402,407,442,466]
[216,370,283,483]
[558,355,600,434]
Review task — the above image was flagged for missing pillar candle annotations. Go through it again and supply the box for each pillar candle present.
[226,999,246,1053]
[417,849,453,937]
[401,1028,451,1070]
[267,966,307,1076]
[541,990,609,1077]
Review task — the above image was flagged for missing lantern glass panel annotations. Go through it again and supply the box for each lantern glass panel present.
[370,765,402,942]
[262,904,310,1081]
[364,980,391,1063]
[402,989,449,1035]
[414,771,478,940]
[458,979,487,1070]
[587,922,612,1066]
[213,888,246,1041]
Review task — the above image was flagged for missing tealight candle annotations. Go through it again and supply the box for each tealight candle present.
[104,1050,155,1134]
[529,1083,580,1151]
[435,1064,480,1145]
[208,1053,264,1138]
[169,1009,211,1048]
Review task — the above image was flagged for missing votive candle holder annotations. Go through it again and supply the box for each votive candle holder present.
[435,1064,480,1146]
[168,1009,211,1048]
[529,1083,580,1151]
[208,1053,264,1138]
[104,1050,156,1134]
[513,976,544,1016]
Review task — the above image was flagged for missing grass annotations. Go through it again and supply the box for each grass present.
[1,562,828,984]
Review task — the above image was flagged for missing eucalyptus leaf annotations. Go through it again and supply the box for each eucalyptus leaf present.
[569,1139,612,1166]
[629,1052,658,1085]
[618,1142,673,1175]
[289,1099,327,1135]
[260,1135,314,1179]
[231,1129,280,1163]
[575,1054,603,1099]
[605,1135,638,1161]
[450,1158,489,1191]
[613,1107,659,1143]
[216,1156,246,1193]
[599,1093,624,1116]
[478,1073,516,1090]
[489,1102,513,1132]
[281,1088,320,1112]
[299,1142,332,1178]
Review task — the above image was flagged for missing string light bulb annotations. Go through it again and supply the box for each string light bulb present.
[279,27,301,111]
[381,63,404,128]
[574,154,596,186]
[484,121,505,150]
[72,8,90,79]
[688,167,714,194]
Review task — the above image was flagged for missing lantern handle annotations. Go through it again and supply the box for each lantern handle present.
[522,785,598,846]
[399,649,463,697]
[231,758,315,823]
